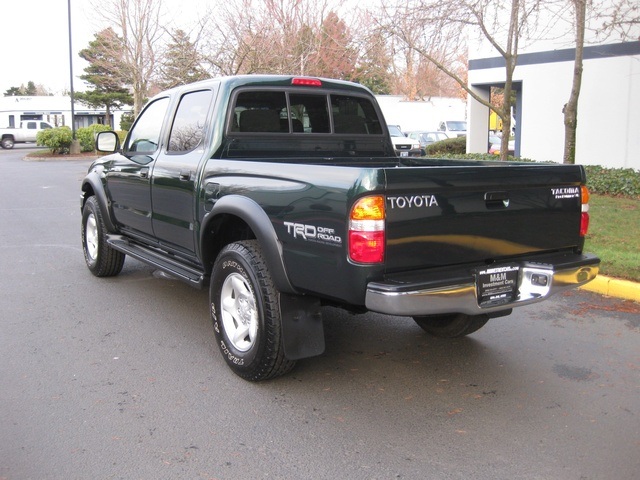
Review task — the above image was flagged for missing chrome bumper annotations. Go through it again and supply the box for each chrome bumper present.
[365,253,600,316]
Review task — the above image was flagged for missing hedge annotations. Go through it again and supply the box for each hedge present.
[76,124,112,152]
[36,127,73,154]
[583,166,640,198]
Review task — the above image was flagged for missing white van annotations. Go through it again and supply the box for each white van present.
[438,120,467,138]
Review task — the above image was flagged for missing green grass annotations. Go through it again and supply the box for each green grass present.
[586,195,640,282]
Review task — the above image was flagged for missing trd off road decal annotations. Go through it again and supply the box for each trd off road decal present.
[283,222,342,246]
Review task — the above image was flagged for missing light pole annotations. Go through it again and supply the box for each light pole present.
[67,0,80,153]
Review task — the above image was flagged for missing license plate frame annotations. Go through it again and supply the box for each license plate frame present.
[477,264,520,307]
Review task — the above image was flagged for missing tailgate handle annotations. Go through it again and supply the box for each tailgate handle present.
[485,191,510,208]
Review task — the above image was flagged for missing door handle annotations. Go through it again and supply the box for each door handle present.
[484,191,510,208]
[139,167,149,178]
[179,170,192,181]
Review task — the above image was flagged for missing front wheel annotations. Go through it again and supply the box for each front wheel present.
[413,313,490,338]
[210,240,295,381]
[1,137,14,149]
[81,196,125,277]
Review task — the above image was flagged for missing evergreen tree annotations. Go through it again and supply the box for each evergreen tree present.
[25,81,38,96]
[75,28,133,128]
[158,29,208,89]
[4,87,22,96]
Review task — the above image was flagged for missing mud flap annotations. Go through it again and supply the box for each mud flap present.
[279,293,325,360]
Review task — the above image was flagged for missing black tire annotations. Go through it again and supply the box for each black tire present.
[413,313,490,338]
[210,240,295,381]
[1,137,14,149]
[81,196,125,277]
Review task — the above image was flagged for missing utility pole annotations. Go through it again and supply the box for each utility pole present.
[68,0,80,153]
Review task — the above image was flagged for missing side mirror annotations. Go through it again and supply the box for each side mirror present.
[95,131,120,153]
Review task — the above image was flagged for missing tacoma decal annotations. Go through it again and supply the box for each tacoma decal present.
[551,187,580,200]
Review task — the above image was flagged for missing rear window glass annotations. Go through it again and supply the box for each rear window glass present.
[230,89,382,135]
[331,94,383,134]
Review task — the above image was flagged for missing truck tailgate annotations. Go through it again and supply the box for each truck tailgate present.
[383,162,586,272]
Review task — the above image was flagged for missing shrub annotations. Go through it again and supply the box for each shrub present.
[120,112,134,131]
[584,166,640,198]
[36,127,73,154]
[425,136,466,155]
[76,124,112,152]
[115,130,128,145]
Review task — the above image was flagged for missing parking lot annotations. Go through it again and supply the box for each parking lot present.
[1,147,639,479]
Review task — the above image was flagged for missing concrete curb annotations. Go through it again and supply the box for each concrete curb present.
[580,275,640,302]
[23,155,98,162]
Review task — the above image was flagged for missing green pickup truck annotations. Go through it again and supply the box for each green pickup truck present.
[80,75,599,381]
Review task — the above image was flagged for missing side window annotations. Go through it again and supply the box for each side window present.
[233,91,287,133]
[126,97,170,153]
[40,122,52,130]
[331,95,382,134]
[168,90,213,153]
[26,122,36,130]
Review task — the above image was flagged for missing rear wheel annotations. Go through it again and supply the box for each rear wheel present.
[1,137,14,149]
[210,240,295,381]
[413,313,490,338]
[81,196,125,277]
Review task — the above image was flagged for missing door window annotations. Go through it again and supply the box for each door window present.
[168,90,213,153]
[126,97,170,153]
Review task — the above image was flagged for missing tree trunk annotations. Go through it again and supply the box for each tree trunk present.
[563,0,586,164]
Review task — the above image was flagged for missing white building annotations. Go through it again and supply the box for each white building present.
[0,95,131,131]
[466,13,639,169]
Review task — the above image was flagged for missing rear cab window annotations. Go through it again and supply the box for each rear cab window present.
[229,89,382,135]
[224,81,389,159]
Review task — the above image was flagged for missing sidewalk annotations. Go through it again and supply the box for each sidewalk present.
[580,275,640,302]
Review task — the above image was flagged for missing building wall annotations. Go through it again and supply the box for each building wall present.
[466,2,640,170]
[0,95,131,131]
[468,43,639,169]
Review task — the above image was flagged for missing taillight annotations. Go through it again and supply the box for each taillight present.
[291,77,322,87]
[580,185,590,236]
[349,195,385,263]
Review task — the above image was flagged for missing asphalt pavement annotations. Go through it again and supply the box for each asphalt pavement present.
[1,146,639,480]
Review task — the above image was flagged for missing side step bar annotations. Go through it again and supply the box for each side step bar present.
[107,235,206,288]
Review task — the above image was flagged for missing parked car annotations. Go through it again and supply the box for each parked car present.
[438,120,467,138]
[388,125,421,157]
[0,120,53,149]
[489,135,515,156]
[407,131,449,155]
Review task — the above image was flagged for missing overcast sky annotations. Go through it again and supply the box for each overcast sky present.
[0,0,211,96]
[0,1,96,95]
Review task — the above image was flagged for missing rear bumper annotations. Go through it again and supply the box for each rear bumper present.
[365,252,600,316]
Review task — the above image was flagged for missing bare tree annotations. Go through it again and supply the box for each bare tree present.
[595,0,640,39]
[562,0,586,164]
[93,0,165,116]
[563,0,639,163]
[198,0,361,79]
[379,0,544,159]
